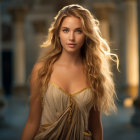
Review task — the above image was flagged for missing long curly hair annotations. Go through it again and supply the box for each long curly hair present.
[37,4,119,115]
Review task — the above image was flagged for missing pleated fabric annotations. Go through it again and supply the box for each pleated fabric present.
[34,82,94,140]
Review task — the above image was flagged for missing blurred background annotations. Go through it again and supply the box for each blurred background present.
[0,0,140,140]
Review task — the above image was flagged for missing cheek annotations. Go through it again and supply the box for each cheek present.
[78,35,85,45]
[59,35,64,45]
[59,33,66,43]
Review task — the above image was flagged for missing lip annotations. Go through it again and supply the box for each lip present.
[67,43,76,47]
[68,43,76,45]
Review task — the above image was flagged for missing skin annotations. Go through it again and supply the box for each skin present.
[21,62,43,140]
[21,16,103,140]
[59,16,85,56]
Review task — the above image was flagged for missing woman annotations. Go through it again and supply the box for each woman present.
[21,4,119,140]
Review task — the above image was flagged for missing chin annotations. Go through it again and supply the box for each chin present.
[64,48,81,54]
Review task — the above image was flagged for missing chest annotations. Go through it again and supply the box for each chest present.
[45,83,93,111]
[50,64,88,94]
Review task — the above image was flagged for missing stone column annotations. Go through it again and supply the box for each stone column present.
[9,6,28,92]
[123,0,139,98]
[93,3,115,41]
[32,20,47,59]
[0,0,3,95]
[0,0,6,125]
[131,0,140,126]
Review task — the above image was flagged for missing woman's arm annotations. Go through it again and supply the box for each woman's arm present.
[21,62,43,140]
[88,106,103,140]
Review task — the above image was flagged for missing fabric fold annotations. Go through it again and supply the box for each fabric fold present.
[34,82,94,140]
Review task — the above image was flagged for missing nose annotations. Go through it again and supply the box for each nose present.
[69,31,75,41]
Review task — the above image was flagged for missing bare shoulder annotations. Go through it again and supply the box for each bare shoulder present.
[32,61,44,74]
[30,61,45,96]
[30,61,45,80]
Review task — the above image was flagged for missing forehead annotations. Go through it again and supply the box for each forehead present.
[60,16,82,28]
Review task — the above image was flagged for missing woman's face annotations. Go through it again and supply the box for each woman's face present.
[59,16,85,54]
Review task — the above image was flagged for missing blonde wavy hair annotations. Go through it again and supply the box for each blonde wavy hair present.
[37,4,119,115]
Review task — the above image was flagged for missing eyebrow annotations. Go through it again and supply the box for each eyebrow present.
[61,27,82,30]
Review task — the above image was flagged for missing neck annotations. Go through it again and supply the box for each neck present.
[58,50,83,66]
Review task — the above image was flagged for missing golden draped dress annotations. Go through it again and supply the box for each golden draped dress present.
[34,81,94,140]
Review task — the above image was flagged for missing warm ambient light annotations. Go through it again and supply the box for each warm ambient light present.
[123,97,133,107]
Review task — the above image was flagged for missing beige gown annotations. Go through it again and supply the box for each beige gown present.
[34,81,94,140]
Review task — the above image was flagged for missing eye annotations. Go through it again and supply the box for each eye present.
[62,28,69,33]
[75,29,82,33]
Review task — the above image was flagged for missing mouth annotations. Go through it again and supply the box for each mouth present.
[67,43,76,47]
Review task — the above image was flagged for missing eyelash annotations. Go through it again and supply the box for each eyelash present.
[76,29,82,33]
[62,29,82,33]
[62,29,69,32]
